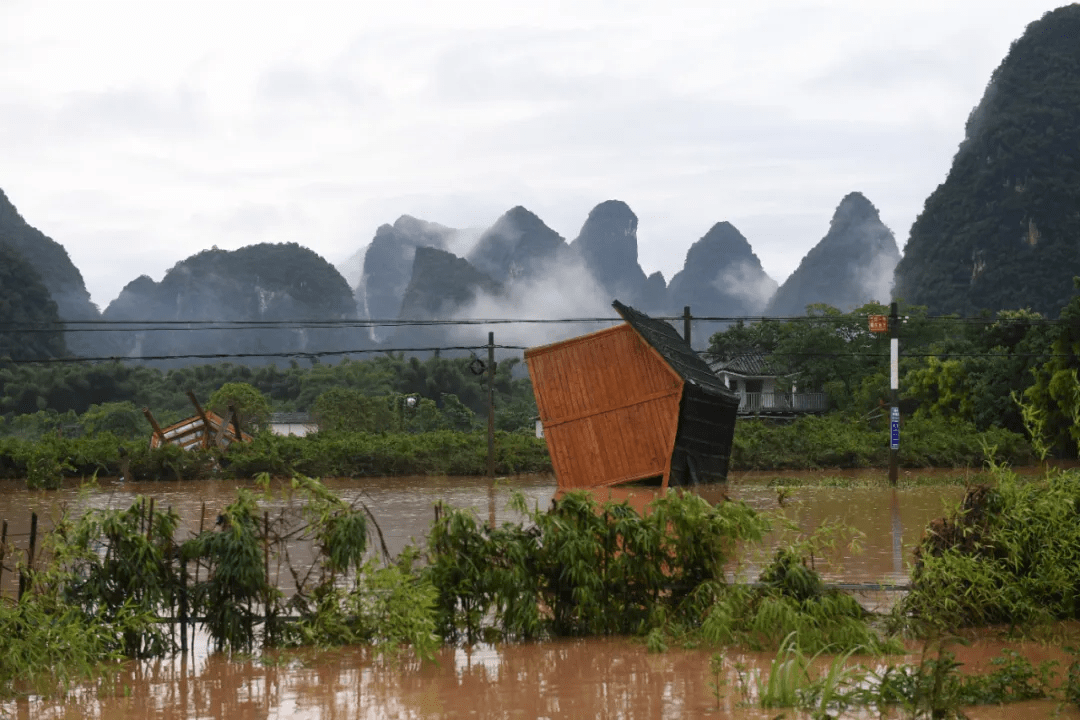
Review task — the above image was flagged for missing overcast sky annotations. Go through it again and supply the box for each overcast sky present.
[0,1,1069,310]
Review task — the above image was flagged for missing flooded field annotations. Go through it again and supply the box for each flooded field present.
[1,468,1074,719]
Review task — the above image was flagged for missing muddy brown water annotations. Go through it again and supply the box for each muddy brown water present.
[2,469,1077,719]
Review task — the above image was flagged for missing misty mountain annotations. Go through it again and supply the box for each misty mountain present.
[0,187,101,355]
[668,222,777,317]
[359,216,457,337]
[466,206,569,284]
[399,246,503,320]
[0,241,67,361]
[390,246,503,349]
[765,192,899,316]
[570,200,661,313]
[894,5,1080,317]
[103,243,362,365]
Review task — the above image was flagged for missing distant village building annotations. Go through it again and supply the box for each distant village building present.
[269,412,318,437]
[708,352,828,417]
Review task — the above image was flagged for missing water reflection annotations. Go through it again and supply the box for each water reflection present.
[11,636,1080,719]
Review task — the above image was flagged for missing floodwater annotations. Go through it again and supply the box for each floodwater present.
[1,470,1076,719]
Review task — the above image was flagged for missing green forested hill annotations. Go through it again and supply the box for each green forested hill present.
[0,243,67,361]
[0,188,102,355]
[894,5,1080,317]
[102,242,364,364]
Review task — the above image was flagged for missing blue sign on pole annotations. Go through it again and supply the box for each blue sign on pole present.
[890,406,900,450]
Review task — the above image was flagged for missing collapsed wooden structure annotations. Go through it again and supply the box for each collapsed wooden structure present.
[525,300,739,490]
[144,391,252,450]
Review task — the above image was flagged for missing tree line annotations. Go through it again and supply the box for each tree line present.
[706,289,1080,457]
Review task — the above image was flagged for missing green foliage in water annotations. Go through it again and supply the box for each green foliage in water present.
[284,552,440,660]
[695,547,900,655]
[425,489,770,643]
[0,595,149,698]
[51,496,181,656]
[735,636,1058,718]
[896,464,1080,634]
[0,494,182,696]
[182,490,270,652]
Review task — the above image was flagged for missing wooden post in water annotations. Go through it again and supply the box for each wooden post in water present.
[0,519,7,598]
[179,558,188,655]
[263,510,271,647]
[19,512,37,600]
[166,504,174,650]
[146,498,155,542]
[193,501,206,652]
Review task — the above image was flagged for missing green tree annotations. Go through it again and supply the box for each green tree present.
[78,401,147,440]
[208,382,271,434]
[312,388,396,433]
[1025,281,1080,454]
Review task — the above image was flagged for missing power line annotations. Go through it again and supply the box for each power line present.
[0,312,1070,333]
[1,345,530,365]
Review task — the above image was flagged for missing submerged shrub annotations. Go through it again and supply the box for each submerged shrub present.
[182,490,270,652]
[50,496,180,656]
[697,548,899,654]
[0,596,150,697]
[424,489,769,643]
[896,465,1080,634]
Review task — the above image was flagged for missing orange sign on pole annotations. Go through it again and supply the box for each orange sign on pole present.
[868,315,888,333]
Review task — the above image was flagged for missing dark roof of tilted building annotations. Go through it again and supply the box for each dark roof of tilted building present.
[612,300,738,405]
[708,351,791,378]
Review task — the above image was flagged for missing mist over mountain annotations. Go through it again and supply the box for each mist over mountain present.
[766,192,899,316]
[398,246,503,320]
[0,188,101,355]
[467,206,570,284]
[358,216,459,340]
[668,222,777,317]
[103,243,362,366]
[894,5,1080,317]
[349,196,904,351]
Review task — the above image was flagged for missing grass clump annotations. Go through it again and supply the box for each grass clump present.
[893,464,1080,634]
[696,547,900,655]
[729,636,1058,718]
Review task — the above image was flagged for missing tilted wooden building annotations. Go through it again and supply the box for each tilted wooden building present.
[525,300,739,490]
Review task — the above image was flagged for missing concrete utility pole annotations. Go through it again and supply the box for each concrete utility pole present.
[889,302,900,487]
[683,306,692,347]
[487,331,496,478]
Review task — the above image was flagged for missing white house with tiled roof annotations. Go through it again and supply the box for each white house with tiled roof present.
[708,352,828,416]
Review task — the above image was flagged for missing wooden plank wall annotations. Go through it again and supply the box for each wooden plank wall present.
[526,324,683,489]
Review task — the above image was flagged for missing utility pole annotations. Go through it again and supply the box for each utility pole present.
[683,306,692,347]
[889,302,900,487]
[487,331,496,478]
